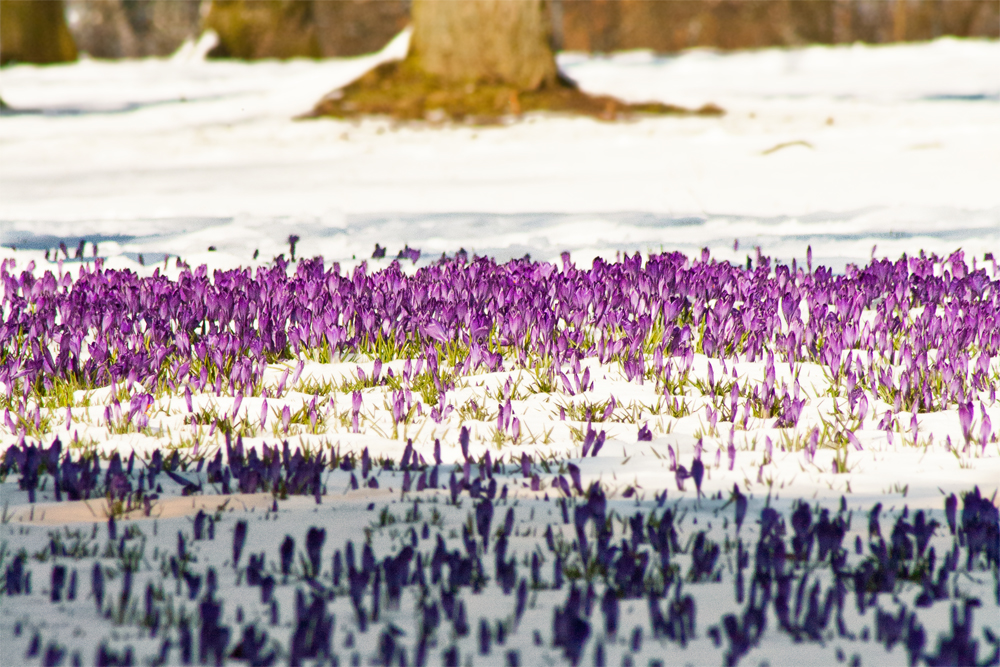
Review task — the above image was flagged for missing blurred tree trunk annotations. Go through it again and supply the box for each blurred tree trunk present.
[408,0,559,90]
[307,0,722,122]
[312,0,409,57]
[203,0,321,60]
[1,0,77,64]
[66,0,202,59]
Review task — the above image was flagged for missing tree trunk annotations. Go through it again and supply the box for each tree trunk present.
[306,0,722,122]
[67,0,202,59]
[203,0,321,60]
[312,0,410,58]
[409,0,559,90]
[0,0,77,65]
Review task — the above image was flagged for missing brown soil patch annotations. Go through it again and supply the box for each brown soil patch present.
[302,59,723,124]
[4,488,398,525]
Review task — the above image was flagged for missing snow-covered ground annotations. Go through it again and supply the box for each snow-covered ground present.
[1,33,998,273]
[1,35,998,667]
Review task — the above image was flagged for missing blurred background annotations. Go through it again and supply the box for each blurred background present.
[3,0,998,65]
[2,2,997,274]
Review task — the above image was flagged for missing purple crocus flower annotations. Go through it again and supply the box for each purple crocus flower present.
[958,402,974,442]
[90,562,104,609]
[979,409,992,451]
[305,527,325,578]
[732,484,747,535]
[50,565,66,603]
[675,465,688,491]
[459,426,470,462]
[847,431,863,451]
[691,458,704,498]
[945,494,958,535]
[475,499,494,549]
[567,463,583,495]
[233,520,248,568]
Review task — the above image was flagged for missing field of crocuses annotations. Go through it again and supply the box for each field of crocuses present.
[1,247,998,666]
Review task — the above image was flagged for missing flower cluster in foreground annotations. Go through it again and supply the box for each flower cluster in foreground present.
[1,443,998,666]
[0,248,998,665]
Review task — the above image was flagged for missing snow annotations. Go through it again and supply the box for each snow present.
[0,35,998,666]
[1,35,998,273]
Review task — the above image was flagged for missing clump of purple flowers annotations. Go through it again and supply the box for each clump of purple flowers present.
[1,249,996,417]
[3,472,997,666]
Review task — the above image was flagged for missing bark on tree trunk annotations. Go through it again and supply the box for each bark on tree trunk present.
[409,0,559,90]
[203,0,321,60]
[0,0,77,65]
